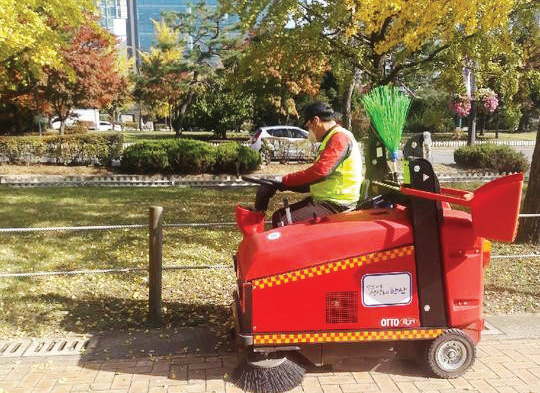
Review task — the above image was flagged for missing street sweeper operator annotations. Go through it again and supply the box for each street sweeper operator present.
[269,102,363,227]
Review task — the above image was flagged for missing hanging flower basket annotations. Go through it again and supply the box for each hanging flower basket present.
[450,94,472,117]
[475,88,499,113]
[450,88,499,116]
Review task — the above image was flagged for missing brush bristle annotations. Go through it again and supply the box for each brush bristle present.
[361,85,412,159]
[230,357,305,393]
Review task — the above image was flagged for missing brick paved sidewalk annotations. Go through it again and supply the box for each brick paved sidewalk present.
[1,336,540,393]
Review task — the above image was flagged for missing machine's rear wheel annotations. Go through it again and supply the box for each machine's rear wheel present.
[427,329,476,378]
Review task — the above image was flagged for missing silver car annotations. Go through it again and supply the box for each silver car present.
[249,126,315,162]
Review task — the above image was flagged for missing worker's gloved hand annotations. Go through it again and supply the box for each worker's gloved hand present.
[254,183,278,211]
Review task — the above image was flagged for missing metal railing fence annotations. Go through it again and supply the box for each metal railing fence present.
[0,172,531,187]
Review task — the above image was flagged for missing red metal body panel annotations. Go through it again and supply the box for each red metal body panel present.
[236,208,413,281]
[235,204,490,337]
[439,210,486,330]
[250,246,421,332]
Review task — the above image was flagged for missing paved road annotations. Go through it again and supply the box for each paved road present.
[432,147,535,165]
[2,314,540,392]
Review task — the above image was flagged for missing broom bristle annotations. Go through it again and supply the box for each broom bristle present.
[229,356,305,393]
[361,85,412,161]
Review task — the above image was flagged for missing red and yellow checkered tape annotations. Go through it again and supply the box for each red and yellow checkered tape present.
[253,245,414,290]
[253,328,443,345]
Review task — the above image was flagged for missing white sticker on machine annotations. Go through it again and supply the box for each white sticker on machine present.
[362,272,412,307]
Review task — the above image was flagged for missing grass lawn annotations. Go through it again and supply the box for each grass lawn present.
[0,186,538,339]
[480,131,537,141]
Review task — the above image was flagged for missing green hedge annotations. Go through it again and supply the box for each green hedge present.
[120,139,261,175]
[0,133,123,165]
[215,142,261,174]
[454,143,530,173]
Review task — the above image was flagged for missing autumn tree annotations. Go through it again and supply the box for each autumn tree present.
[184,73,254,138]
[103,55,135,131]
[222,0,522,125]
[41,17,127,134]
[0,0,93,93]
[0,0,94,133]
[166,2,244,134]
[232,30,329,125]
[134,2,244,136]
[132,19,186,133]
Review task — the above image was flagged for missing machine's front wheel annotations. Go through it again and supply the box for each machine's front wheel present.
[427,329,476,378]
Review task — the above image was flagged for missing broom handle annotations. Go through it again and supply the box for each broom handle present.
[400,186,474,207]
[391,160,399,182]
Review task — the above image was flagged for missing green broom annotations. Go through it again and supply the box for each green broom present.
[361,85,412,179]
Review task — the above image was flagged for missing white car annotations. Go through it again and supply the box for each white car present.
[51,118,74,130]
[97,121,122,131]
[249,125,314,162]
[249,125,308,151]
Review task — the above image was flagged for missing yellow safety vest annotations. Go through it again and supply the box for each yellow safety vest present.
[310,127,363,206]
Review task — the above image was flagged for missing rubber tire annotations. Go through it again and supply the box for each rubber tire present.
[427,329,476,378]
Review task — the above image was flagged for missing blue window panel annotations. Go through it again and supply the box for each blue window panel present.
[133,0,237,51]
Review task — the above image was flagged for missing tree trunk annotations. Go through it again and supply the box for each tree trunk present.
[515,124,540,244]
[495,112,499,139]
[342,68,361,129]
[479,113,485,136]
[138,105,143,132]
[111,110,117,131]
[173,90,195,137]
[517,111,531,132]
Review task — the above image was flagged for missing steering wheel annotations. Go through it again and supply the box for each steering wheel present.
[241,176,282,188]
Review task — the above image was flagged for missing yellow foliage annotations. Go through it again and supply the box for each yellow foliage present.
[240,29,330,98]
[0,0,94,67]
[140,20,183,65]
[343,0,520,55]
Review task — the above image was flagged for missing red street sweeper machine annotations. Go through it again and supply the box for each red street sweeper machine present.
[230,149,523,392]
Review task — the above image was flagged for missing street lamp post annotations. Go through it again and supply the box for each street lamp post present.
[467,66,477,146]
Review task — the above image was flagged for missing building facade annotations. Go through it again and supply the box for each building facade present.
[99,0,128,50]
[126,0,219,57]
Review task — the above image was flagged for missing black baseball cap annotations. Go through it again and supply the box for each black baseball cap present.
[302,102,336,127]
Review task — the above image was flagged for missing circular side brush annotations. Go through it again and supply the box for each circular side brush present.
[229,356,305,393]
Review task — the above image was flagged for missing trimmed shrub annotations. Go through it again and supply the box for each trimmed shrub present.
[166,139,217,174]
[0,133,123,165]
[121,139,216,175]
[121,139,261,175]
[215,142,261,175]
[120,142,170,174]
[454,143,530,173]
